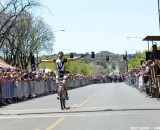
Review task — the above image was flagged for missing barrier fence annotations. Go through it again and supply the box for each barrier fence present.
[0,79,99,104]
[125,74,153,97]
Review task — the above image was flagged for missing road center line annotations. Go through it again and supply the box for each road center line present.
[77,92,98,108]
[46,117,65,130]
[71,104,78,108]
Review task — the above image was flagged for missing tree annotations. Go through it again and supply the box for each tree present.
[0,10,54,68]
[128,50,147,70]
[0,0,40,49]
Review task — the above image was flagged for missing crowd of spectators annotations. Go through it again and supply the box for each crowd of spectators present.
[124,60,156,97]
[101,73,125,83]
[0,64,127,106]
[0,67,106,105]
[0,67,105,83]
[0,67,55,83]
[118,44,160,100]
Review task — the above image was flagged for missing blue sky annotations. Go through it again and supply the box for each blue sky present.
[36,0,159,55]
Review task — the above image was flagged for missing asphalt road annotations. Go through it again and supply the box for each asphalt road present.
[1,82,160,130]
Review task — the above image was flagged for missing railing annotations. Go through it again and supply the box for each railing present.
[0,78,102,105]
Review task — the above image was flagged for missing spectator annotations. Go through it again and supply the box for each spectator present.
[150,44,160,61]
[4,72,11,82]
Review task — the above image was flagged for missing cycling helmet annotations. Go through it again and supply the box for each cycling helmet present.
[58,51,64,57]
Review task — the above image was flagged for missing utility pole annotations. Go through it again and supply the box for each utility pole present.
[158,0,160,31]
[126,50,128,72]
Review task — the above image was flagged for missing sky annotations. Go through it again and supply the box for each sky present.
[36,0,160,55]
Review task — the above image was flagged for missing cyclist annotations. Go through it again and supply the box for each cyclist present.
[41,51,85,100]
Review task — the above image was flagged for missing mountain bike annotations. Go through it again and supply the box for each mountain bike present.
[57,77,67,110]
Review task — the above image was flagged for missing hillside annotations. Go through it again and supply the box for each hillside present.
[96,51,115,56]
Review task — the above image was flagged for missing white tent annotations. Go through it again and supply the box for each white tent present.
[0,59,16,69]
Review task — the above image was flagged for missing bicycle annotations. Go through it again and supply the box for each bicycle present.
[57,77,67,110]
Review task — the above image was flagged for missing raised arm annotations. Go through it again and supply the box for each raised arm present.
[41,59,54,63]
[68,56,81,62]
[68,54,86,62]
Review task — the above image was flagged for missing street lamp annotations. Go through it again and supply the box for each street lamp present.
[125,50,128,73]
[53,30,65,32]
[127,37,143,39]
[126,36,151,51]
[36,29,65,68]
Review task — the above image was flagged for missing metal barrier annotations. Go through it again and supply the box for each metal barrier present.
[0,79,98,102]
[2,80,15,100]
[125,74,153,97]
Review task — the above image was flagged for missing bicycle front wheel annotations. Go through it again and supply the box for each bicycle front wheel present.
[60,88,66,110]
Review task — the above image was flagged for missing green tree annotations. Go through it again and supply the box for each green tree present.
[128,50,148,70]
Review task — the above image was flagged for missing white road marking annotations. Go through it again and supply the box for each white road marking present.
[1,104,160,114]
[0,111,156,120]
[0,108,159,120]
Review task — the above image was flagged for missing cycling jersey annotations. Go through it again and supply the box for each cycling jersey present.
[55,58,67,72]
[54,58,67,79]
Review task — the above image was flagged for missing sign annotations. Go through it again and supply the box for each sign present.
[128,54,136,59]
